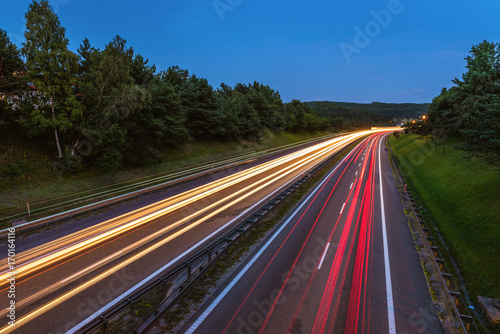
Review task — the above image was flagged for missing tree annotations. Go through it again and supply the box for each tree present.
[164,65,189,89]
[284,99,329,133]
[0,29,26,98]
[130,54,156,86]
[456,41,500,164]
[79,35,150,172]
[428,87,462,154]
[0,29,27,125]
[215,86,261,140]
[180,75,225,139]
[21,0,81,158]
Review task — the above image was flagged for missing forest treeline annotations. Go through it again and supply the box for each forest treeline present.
[0,1,336,173]
[305,101,394,130]
[331,101,429,118]
[406,40,500,166]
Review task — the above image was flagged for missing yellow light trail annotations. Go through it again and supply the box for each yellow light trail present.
[0,133,366,284]
[0,131,384,332]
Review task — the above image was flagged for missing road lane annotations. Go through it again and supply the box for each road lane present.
[0,131,381,333]
[183,132,443,334]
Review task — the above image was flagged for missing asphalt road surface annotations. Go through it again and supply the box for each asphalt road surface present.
[0,131,378,333]
[182,132,443,334]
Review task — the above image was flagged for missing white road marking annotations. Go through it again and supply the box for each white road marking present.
[67,180,292,334]
[349,182,353,189]
[185,144,358,334]
[359,163,361,166]
[340,202,346,215]
[378,137,396,334]
[355,171,358,176]
[317,242,330,270]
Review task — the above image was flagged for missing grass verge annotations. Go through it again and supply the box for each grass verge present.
[0,130,331,221]
[388,134,500,300]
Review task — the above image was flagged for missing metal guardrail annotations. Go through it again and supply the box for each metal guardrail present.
[387,142,474,333]
[1,132,350,238]
[73,136,348,334]
[0,158,251,238]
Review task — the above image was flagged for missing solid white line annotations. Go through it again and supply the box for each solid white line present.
[378,137,397,334]
[339,202,346,215]
[349,182,353,190]
[317,242,330,270]
[355,171,358,176]
[67,181,291,334]
[359,163,361,166]
[185,143,358,334]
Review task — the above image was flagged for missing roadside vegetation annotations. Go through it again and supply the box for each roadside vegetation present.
[391,39,500,305]
[389,134,500,299]
[0,0,375,181]
[0,129,329,220]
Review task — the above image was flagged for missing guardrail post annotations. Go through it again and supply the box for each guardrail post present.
[186,262,192,280]
[460,315,473,330]
[160,278,165,293]
[426,236,434,246]
[100,316,108,334]
[430,246,439,257]
[435,258,445,271]
[441,273,452,288]
[206,248,212,262]
[127,298,135,317]
[449,291,461,306]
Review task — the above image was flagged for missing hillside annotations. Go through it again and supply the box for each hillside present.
[332,101,429,118]
[305,101,393,129]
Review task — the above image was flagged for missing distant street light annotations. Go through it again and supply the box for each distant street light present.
[422,115,427,119]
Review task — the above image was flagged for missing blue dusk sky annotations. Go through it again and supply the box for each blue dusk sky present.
[1,0,499,103]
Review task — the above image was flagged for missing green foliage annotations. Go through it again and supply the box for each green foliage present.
[389,134,500,299]
[428,40,500,165]
[180,75,224,139]
[20,0,81,158]
[284,100,330,133]
[1,2,335,175]
[77,36,151,172]
[215,85,261,140]
[328,101,429,118]
[306,101,393,130]
[0,28,27,114]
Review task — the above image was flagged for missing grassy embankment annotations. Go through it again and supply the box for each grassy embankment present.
[0,129,332,221]
[388,134,500,299]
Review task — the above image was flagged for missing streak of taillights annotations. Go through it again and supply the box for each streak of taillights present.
[0,133,365,284]
[0,132,379,332]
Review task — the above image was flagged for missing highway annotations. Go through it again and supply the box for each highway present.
[0,131,378,333]
[182,132,443,334]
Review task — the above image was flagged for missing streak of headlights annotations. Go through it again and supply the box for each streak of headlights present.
[0,132,372,333]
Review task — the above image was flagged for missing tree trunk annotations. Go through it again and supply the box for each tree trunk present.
[51,94,62,158]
